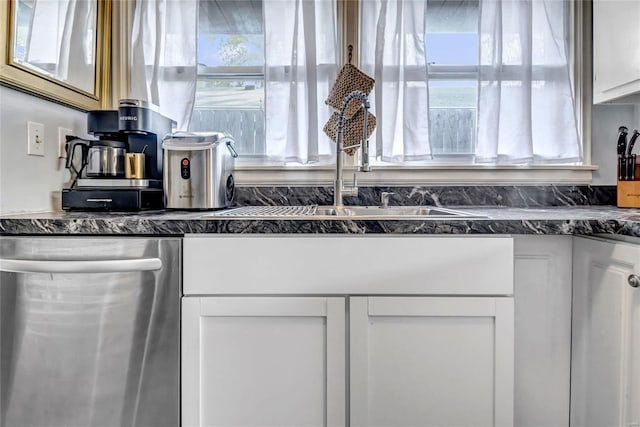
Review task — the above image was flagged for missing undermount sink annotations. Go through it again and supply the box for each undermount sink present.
[314,206,482,218]
[203,205,485,219]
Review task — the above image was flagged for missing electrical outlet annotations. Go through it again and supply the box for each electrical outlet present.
[27,121,45,156]
[58,127,73,158]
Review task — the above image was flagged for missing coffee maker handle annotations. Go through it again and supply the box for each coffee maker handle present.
[65,138,89,170]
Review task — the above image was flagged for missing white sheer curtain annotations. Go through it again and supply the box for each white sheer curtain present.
[26,0,96,93]
[264,0,338,164]
[129,0,198,130]
[360,0,431,162]
[476,0,581,163]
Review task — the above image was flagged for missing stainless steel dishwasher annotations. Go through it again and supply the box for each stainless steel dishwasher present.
[0,237,180,427]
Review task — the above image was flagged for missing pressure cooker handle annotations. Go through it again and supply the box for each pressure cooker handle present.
[65,138,89,170]
[226,139,239,158]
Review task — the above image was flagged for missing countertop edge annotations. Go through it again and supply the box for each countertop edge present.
[1,207,638,238]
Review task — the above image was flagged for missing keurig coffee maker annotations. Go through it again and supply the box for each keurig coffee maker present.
[62,99,176,211]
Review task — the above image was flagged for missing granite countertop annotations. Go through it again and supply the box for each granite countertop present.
[1,206,639,237]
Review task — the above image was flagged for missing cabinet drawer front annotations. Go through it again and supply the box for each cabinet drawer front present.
[184,235,513,295]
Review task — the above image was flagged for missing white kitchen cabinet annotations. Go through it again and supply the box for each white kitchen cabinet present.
[514,236,573,427]
[183,235,513,295]
[182,235,515,427]
[350,296,514,427]
[182,296,346,427]
[571,236,640,427]
[592,0,640,104]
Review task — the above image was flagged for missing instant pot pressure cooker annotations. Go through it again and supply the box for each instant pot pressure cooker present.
[162,132,238,210]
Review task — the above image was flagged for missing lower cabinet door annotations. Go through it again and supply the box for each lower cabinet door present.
[571,237,640,427]
[350,297,515,427]
[182,297,346,427]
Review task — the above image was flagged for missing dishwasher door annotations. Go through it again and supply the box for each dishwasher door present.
[0,237,180,427]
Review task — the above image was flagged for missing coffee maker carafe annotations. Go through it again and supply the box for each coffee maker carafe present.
[62,99,176,211]
[66,138,128,179]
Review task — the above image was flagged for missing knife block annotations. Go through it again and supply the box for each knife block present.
[617,180,640,207]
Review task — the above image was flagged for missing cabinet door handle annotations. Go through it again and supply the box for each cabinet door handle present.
[629,274,640,288]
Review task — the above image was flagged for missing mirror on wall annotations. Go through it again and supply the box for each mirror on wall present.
[0,0,111,111]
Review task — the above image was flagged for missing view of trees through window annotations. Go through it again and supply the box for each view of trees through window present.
[191,0,266,155]
[195,33,264,108]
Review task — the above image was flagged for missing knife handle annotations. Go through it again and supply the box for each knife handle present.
[619,154,626,181]
[618,126,629,156]
[627,130,639,155]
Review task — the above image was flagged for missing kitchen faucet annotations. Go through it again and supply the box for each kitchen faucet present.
[334,90,372,208]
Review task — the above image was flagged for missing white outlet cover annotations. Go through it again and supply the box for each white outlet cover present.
[58,127,73,158]
[27,121,45,156]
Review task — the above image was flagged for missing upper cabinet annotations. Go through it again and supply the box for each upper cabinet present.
[0,0,111,111]
[592,0,640,104]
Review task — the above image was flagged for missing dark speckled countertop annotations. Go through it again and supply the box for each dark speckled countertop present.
[1,206,639,237]
[1,186,638,237]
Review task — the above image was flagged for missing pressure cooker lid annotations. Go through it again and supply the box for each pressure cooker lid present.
[162,131,229,150]
[89,139,128,149]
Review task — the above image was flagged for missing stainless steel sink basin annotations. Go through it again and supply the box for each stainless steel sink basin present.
[203,205,485,219]
[314,206,482,219]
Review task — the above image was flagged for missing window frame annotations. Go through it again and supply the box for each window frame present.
[233,0,593,184]
[115,0,594,184]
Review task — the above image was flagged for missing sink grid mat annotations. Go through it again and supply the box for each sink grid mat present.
[211,205,318,217]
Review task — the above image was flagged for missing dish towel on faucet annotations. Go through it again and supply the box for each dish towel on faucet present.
[323,64,376,156]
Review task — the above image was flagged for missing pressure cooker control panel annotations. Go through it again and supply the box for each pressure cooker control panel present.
[180,158,191,179]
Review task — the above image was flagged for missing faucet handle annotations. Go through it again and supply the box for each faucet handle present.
[340,172,359,198]
[380,191,395,208]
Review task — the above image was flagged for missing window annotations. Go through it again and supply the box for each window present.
[425,0,478,158]
[191,0,266,157]
[359,0,580,165]
[131,0,588,182]
[192,0,338,165]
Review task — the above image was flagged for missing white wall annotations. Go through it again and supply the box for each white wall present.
[591,104,638,185]
[0,86,89,214]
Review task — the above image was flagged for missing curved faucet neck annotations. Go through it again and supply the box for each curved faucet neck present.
[334,90,372,208]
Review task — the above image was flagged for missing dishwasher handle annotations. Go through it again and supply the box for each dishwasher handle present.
[0,258,162,274]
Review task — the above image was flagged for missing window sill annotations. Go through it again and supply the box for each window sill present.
[234,164,598,186]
